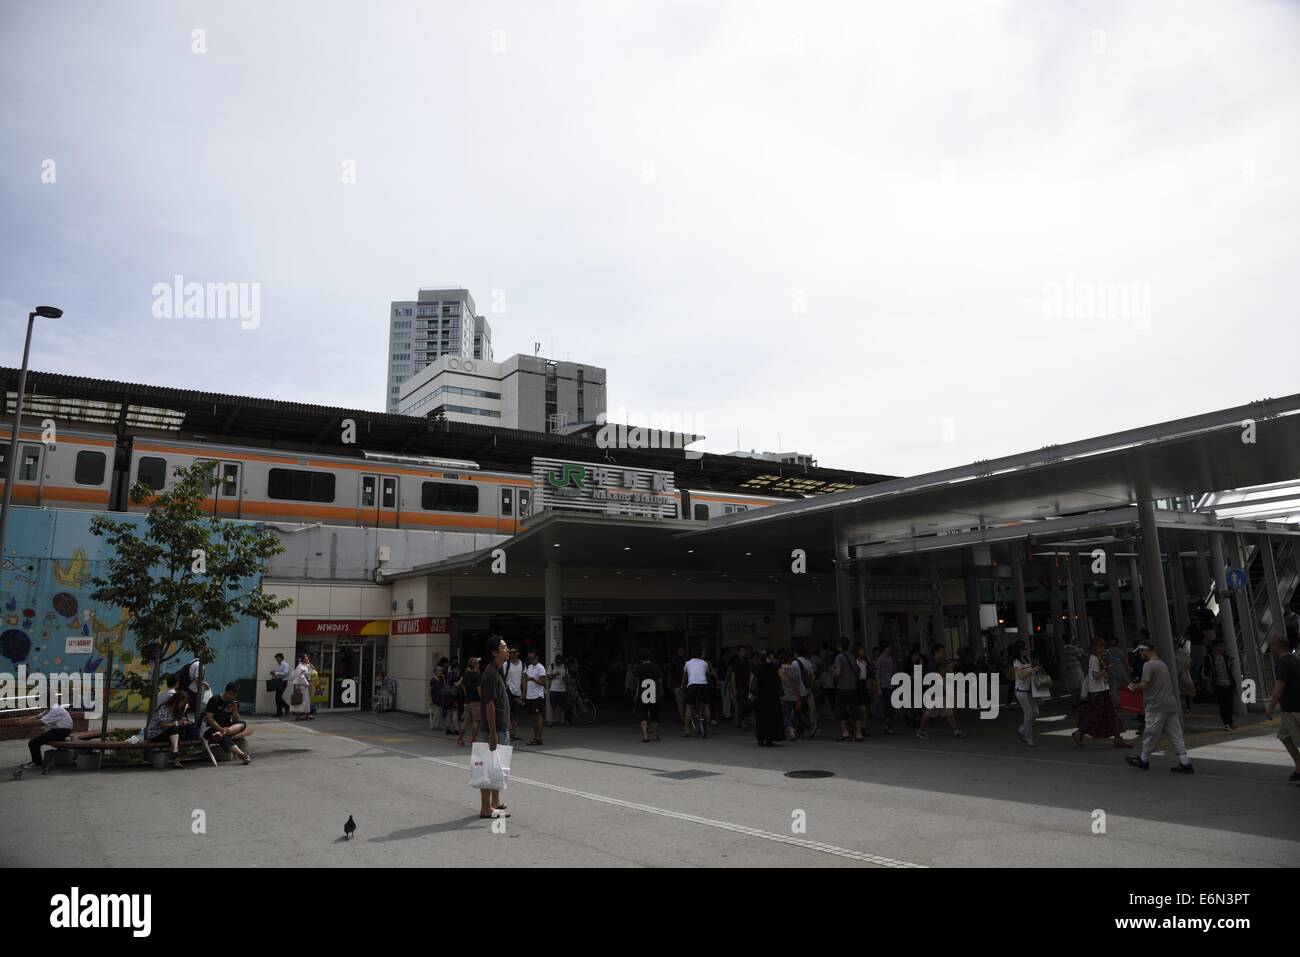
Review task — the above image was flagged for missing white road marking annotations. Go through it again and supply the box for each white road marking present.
[288,723,925,868]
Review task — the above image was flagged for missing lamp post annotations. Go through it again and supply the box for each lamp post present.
[0,306,63,563]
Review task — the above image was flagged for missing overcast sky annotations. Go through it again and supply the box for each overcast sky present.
[2,1,1297,477]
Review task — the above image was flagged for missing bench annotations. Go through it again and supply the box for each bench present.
[40,730,223,773]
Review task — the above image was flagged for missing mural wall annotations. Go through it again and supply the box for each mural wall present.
[0,507,261,712]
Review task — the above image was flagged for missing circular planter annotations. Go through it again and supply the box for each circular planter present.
[75,751,102,771]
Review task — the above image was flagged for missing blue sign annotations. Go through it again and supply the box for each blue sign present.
[1225,568,1247,590]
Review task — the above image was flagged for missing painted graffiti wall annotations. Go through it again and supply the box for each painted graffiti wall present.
[0,507,261,712]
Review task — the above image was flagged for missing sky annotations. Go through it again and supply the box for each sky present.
[1,0,1297,478]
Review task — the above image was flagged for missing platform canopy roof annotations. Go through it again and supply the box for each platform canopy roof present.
[680,392,1300,560]
[1,367,893,497]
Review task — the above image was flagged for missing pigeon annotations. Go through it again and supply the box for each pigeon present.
[344,815,356,840]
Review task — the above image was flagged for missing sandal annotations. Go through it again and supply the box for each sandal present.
[642,736,650,743]
[836,735,851,742]
[1072,731,1085,748]
[527,739,542,746]
[652,734,660,741]
[240,753,252,765]
[852,736,864,742]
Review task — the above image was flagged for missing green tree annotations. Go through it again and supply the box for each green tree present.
[90,461,292,718]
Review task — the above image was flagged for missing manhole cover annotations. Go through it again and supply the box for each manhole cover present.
[785,770,835,779]
[655,769,721,780]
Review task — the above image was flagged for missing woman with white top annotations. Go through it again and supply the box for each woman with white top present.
[547,657,568,726]
[1011,642,1040,747]
[1072,637,1131,748]
[291,654,313,721]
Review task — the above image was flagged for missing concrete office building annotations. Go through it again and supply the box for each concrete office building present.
[399,353,606,433]
[727,449,817,468]
[385,288,492,413]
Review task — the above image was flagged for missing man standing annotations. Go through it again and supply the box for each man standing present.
[795,648,820,736]
[729,645,752,730]
[633,649,663,742]
[1264,635,1300,784]
[503,646,524,742]
[522,649,547,746]
[873,643,899,734]
[832,638,861,741]
[1125,643,1194,774]
[268,653,291,717]
[547,656,568,726]
[478,636,512,819]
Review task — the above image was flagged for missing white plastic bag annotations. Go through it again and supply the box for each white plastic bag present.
[469,742,512,790]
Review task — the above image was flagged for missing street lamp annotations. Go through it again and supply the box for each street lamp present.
[0,305,63,562]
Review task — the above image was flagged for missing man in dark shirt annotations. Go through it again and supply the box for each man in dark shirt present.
[632,650,664,742]
[478,637,512,818]
[204,682,252,764]
[1265,635,1300,783]
[730,645,752,730]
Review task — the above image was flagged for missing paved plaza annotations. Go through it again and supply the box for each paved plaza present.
[3,702,1297,868]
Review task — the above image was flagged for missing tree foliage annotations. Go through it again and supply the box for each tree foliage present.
[90,461,292,715]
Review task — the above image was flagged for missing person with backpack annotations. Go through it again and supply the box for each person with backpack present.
[794,648,820,736]
[832,638,861,741]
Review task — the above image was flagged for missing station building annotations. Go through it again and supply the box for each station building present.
[2,367,1298,718]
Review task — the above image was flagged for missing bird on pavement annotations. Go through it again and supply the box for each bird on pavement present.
[344,815,356,840]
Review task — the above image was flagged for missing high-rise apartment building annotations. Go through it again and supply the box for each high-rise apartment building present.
[386,288,492,413]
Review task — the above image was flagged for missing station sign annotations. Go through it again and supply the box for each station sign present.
[531,458,678,519]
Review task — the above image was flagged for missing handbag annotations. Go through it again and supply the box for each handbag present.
[290,688,303,706]
[469,742,512,791]
[1032,671,1053,689]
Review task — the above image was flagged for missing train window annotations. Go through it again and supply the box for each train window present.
[137,456,167,491]
[221,463,239,498]
[693,504,708,521]
[74,451,106,486]
[519,488,531,517]
[421,481,478,513]
[360,476,376,507]
[500,487,513,517]
[268,468,336,503]
[381,476,396,508]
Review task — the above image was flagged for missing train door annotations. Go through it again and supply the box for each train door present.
[378,475,399,529]
[358,473,379,526]
[217,461,242,518]
[498,485,515,533]
[196,458,243,517]
[1,441,45,506]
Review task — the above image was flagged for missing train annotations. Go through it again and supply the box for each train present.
[0,422,788,534]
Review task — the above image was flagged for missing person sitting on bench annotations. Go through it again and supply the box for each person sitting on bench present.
[20,703,73,769]
[147,690,196,768]
[203,682,252,765]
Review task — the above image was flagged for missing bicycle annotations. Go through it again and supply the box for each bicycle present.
[686,682,710,738]
[563,687,597,725]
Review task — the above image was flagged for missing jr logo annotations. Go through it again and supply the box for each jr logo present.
[546,464,586,490]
